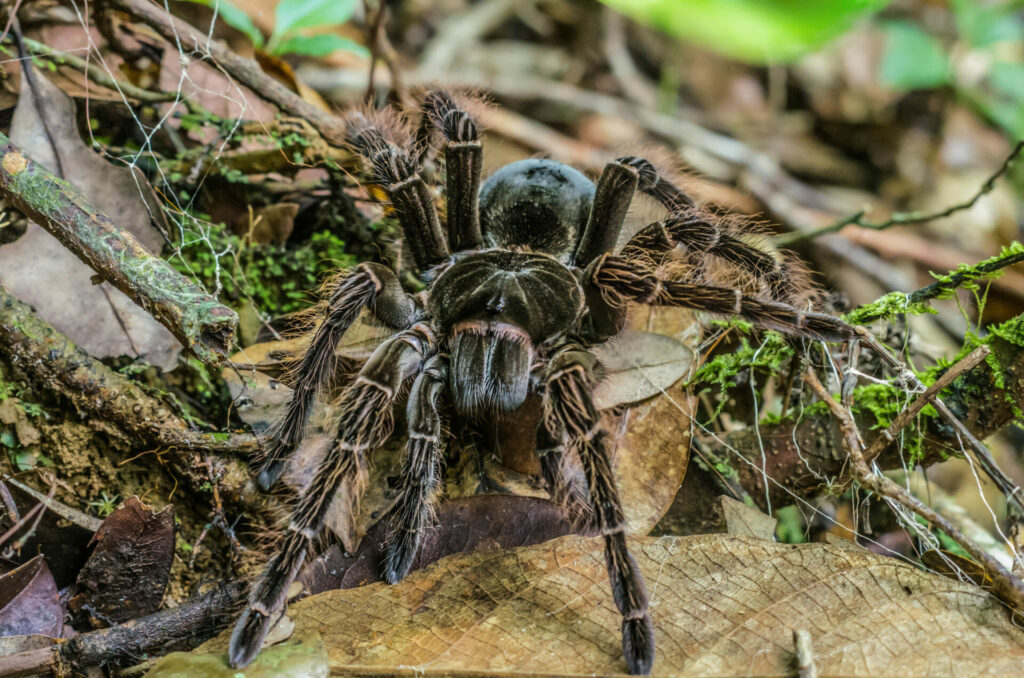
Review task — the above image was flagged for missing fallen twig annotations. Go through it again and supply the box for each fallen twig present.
[778,141,1024,246]
[804,367,1024,614]
[0,283,261,513]
[0,581,246,676]
[106,0,349,146]
[862,345,991,462]
[0,133,238,364]
[856,328,1024,520]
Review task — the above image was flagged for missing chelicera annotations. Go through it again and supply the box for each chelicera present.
[229,90,853,675]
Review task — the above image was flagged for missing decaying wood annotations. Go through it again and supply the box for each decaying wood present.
[0,133,238,365]
[0,581,246,676]
[0,283,261,513]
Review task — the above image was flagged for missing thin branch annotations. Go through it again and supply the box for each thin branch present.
[0,133,238,364]
[778,140,1024,246]
[106,0,349,146]
[856,328,1024,519]
[0,581,246,676]
[804,368,1024,614]
[862,345,990,462]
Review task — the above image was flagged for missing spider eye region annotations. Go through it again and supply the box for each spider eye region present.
[479,158,595,263]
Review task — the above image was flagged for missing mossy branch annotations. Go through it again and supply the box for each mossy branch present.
[0,133,238,365]
[0,283,262,514]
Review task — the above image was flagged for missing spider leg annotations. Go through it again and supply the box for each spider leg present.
[621,214,792,300]
[573,160,640,266]
[590,255,854,342]
[383,353,449,584]
[536,418,590,521]
[543,347,654,676]
[229,325,434,669]
[347,115,449,271]
[610,156,794,300]
[418,91,483,252]
[256,263,418,490]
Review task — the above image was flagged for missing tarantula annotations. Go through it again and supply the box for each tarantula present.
[229,90,855,675]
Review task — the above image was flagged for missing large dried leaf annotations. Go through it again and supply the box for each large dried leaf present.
[0,64,180,369]
[69,497,174,625]
[592,329,695,409]
[194,534,1024,676]
[0,556,62,637]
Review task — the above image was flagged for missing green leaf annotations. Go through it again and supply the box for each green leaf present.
[271,33,369,58]
[180,0,265,48]
[990,61,1024,103]
[272,0,358,44]
[598,0,891,64]
[879,21,951,90]
[951,0,1024,48]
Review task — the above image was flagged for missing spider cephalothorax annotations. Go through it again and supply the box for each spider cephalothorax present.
[230,90,854,675]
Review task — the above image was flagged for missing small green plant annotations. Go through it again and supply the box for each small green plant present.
[184,0,369,58]
[89,492,120,518]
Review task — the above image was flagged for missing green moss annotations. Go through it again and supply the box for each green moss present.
[168,220,357,318]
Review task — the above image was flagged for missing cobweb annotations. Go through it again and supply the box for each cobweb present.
[5,0,1018,591]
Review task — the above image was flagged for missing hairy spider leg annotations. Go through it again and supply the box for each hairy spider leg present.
[614,157,797,301]
[573,160,640,266]
[621,215,796,301]
[383,354,449,583]
[591,256,854,342]
[229,325,434,669]
[417,90,484,252]
[543,347,654,676]
[536,417,591,523]
[256,263,418,490]
[347,115,449,272]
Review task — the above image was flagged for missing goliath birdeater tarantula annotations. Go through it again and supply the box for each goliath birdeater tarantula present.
[229,90,855,674]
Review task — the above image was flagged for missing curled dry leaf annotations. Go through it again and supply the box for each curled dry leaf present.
[0,64,180,369]
[195,533,1024,676]
[69,497,174,626]
[0,555,62,637]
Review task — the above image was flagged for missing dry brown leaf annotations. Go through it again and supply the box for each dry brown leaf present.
[592,329,695,410]
[69,497,174,626]
[192,534,1024,676]
[0,556,62,638]
[0,64,180,369]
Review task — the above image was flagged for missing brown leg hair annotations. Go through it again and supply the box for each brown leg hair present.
[590,255,854,342]
[347,113,449,271]
[542,347,654,675]
[229,325,434,669]
[257,263,418,490]
[383,354,449,584]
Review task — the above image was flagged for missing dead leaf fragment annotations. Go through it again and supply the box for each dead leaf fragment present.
[69,497,174,626]
[0,556,62,637]
[198,534,1024,677]
[721,495,778,540]
[0,64,180,369]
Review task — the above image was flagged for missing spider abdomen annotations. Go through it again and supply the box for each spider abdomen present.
[479,159,595,262]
